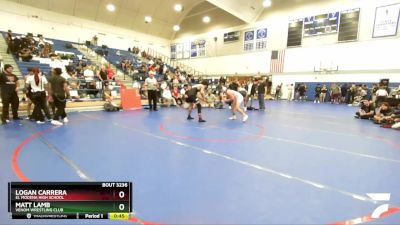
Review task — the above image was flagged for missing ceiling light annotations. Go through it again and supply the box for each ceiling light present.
[263,0,272,8]
[174,4,183,12]
[202,16,211,23]
[144,16,152,23]
[173,25,180,31]
[106,4,116,12]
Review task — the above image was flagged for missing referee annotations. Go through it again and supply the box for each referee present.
[144,71,159,111]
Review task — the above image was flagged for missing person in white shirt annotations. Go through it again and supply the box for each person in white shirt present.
[162,86,175,107]
[144,71,159,111]
[25,67,51,124]
[376,86,389,105]
[287,84,294,101]
[83,65,95,81]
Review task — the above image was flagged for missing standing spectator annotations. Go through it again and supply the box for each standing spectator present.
[314,84,322,103]
[92,35,98,46]
[48,68,69,126]
[298,83,306,101]
[6,30,13,54]
[0,64,21,124]
[341,83,348,103]
[320,84,328,103]
[144,71,158,111]
[275,83,282,100]
[375,86,388,106]
[25,67,51,124]
[330,83,341,104]
[349,84,357,104]
[247,79,257,108]
[228,79,239,91]
[97,65,109,88]
[24,67,34,120]
[371,84,379,102]
[258,78,266,110]
[287,84,294,101]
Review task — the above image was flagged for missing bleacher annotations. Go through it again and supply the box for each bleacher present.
[6,32,91,77]
[18,60,51,76]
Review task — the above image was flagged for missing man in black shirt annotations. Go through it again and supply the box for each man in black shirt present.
[0,64,21,124]
[258,78,266,110]
[48,68,69,126]
[354,100,375,119]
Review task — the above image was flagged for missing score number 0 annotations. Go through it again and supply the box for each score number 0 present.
[118,191,125,211]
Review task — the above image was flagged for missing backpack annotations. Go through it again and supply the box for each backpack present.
[104,103,120,112]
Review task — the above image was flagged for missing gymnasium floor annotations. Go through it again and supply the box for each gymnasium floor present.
[1,101,400,225]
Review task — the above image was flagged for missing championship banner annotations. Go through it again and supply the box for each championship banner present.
[373,3,400,38]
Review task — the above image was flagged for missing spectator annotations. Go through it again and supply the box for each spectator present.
[48,68,69,126]
[25,67,51,124]
[228,79,239,91]
[83,65,95,82]
[349,84,357,104]
[314,84,322,103]
[341,83,348,103]
[354,100,375,120]
[275,83,282,100]
[204,91,216,108]
[371,84,379,102]
[19,48,33,62]
[258,78,266,110]
[171,86,182,106]
[92,35,98,46]
[287,84,294,101]
[106,66,115,80]
[97,65,109,89]
[23,67,34,120]
[0,64,21,124]
[298,83,306,101]
[375,86,388,106]
[320,84,328,103]
[162,86,175,107]
[330,83,341,104]
[6,30,12,54]
[373,102,393,124]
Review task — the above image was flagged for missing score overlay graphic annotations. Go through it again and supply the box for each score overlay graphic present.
[8,182,132,220]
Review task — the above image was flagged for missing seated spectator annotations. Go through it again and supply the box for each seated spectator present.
[106,66,115,80]
[83,65,95,82]
[19,48,33,61]
[373,102,393,124]
[204,91,216,108]
[375,86,388,105]
[162,86,175,107]
[172,86,182,106]
[354,100,375,119]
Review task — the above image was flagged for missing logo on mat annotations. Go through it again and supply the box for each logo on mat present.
[367,193,391,219]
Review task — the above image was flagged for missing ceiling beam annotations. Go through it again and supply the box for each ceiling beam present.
[206,0,262,23]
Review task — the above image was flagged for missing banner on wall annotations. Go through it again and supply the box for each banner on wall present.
[171,40,206,59]
[170,44,176,59]
[373,3,400,38]
[191,40,206,58]
[243,30,255,51]
[243,28,267,52]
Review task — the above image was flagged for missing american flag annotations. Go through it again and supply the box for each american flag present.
[270,50,285,73]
